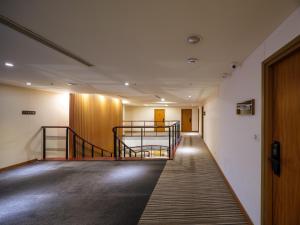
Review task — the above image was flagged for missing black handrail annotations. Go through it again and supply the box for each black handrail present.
[113,121,181,160]
[42,126,113,160]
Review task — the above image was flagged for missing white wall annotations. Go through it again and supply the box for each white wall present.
[0,84,69,169]
[124,106,199,131]
[203,7,300,225]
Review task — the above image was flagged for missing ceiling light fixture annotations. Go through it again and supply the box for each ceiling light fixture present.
[67,82,78,86]
[4,62,14,67]
[187,57,199,63]
[187,35,201,44]
[122,99,129,104]
[165,104,168,107]
[26,82,31,86]
[188,95,192,98]
[161,98,165,102]
[124,82,129,86]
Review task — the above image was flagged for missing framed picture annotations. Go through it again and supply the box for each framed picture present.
[236,99,255,115]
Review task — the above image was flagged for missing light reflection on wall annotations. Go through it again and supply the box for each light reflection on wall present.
[54,92,69,116]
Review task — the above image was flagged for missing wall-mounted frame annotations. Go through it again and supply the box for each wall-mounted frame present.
[236,99,255,115]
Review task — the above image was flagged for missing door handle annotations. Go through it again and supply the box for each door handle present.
[271,141,280,176]
[189,118,191,123]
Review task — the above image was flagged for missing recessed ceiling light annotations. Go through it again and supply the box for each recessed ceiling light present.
[124,82,129,86]
[4,62,14,67]
[67,82,78,86]
[187,35,201,44]
[26,82,31,86]
[161,98,165,102]
[165,104,168,107]
[187,57,199,63]
[188,95,192,98]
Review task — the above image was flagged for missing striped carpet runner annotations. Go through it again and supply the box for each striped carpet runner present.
[139,134,249,225]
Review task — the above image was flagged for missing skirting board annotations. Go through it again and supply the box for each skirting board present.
[0,159,38,172]
[203,142,254,225]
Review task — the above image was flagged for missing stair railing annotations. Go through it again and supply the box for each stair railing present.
[113,121,181,160]
[42,126,113,160]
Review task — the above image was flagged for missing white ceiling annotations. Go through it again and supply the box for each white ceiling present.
[0,0,299,106]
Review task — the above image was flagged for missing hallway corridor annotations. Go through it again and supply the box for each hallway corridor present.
[139,133,248,225]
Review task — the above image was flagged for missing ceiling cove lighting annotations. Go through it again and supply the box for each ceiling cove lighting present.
[26,82,31,86]
[124,82,129,86]
[4,62,14,67]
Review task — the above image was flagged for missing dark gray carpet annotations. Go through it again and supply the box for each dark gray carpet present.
[0,160,166,225]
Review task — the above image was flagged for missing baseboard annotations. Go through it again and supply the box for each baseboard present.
[203,142,254,225]
[0,159,38,172]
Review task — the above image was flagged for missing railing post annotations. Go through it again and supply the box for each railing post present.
[82,141,85,158]
[141,128,143,159]
[118,138,121,158]
[65,128,69,160]
[174,123,177,148]
[73,134,76,159]
[113,128,118,160]
[168,127,171,159]
[123,144,126,158]
[43,127,46,160]
[144,121,146,136]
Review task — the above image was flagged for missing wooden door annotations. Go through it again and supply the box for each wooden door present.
[181,109,192,132]
[271,48,300,225]
[154,109,165,132]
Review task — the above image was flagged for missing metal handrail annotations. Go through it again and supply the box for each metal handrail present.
[113,121,181,160]
[42,126,113,159]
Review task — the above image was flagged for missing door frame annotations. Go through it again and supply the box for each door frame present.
[262,35,300,225]
[201,106,204,139]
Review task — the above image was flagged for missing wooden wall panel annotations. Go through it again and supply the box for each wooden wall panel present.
[69,93,123,154]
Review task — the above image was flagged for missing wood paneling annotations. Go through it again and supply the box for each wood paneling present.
[262,35,300,225]
[181,109,192,132]
[69,94,123,155]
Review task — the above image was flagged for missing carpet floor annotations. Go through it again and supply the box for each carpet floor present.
[0,160,166,225]
[139,133,249,225]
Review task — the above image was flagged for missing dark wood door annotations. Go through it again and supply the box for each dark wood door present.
[181,109,192,132]
[154,109,165,132]
[272,48,300,225]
